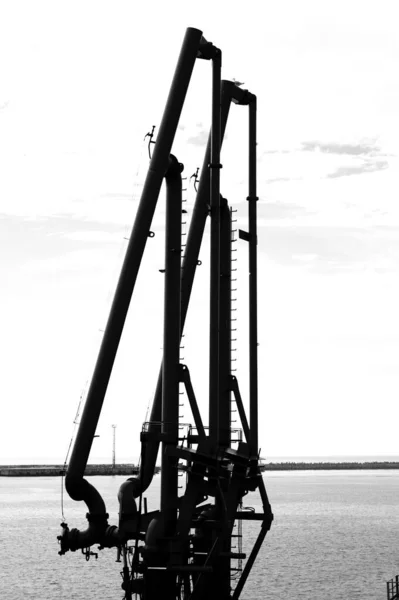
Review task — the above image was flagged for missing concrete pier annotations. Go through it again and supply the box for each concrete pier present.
[260,461,399,471]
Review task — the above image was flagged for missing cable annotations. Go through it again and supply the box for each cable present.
[100,134,148,326]
[60,383,87,521]
[60,130,150,522]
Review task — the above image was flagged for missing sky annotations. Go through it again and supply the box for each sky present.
[1,0,399,463]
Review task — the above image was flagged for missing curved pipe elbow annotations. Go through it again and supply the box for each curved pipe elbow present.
[61,474,120,552]
[65,474,107,514]
[118,480,139,519]
[127,433,161,499]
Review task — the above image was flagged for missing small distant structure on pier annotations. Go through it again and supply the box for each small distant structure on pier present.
[111,424,116,470]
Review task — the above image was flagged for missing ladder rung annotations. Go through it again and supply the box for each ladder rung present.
[167,565,212,573]
[220,552,246,559]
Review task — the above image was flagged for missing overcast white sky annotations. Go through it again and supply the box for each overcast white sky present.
[1,0,399,463]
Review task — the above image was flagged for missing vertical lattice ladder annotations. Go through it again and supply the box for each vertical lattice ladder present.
[230,208,238,428]
[178,176,188,492]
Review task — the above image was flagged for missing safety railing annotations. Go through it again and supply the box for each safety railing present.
[387,575,399,599]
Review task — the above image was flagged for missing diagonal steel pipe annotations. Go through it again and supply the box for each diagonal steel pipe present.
[63,27,204,551]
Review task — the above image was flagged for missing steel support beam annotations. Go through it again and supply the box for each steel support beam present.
[180,365,206,439]
[232,522,269,600]
[209,49,222,446]
[230,376,250,445]
[248,95,259,454]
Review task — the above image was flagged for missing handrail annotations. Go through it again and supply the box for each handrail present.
[387,576,399,600]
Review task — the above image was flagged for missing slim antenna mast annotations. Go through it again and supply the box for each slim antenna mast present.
[111,424,116,470]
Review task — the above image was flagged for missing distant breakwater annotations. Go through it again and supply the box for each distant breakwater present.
[0,464,152,477]
[260,462,399,471]
[1,462,398,476]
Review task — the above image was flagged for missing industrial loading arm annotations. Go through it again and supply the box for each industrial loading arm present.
[57,27,273,600]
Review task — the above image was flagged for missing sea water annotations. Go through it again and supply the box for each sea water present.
[1,470,398,599]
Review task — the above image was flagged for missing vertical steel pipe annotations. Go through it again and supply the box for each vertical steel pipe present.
[208,50,222,446]
[66,27,203,496]
[160,155,183,531]
[248,96,258,454]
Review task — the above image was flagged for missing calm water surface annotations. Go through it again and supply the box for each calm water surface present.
[1,471,398,599]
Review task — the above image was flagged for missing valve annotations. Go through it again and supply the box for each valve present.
[190,167,200,191]
[144,125,156,159]
[57,522,69,556]
[82,547,98,561]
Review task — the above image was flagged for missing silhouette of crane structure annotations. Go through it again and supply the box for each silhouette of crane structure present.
[57,27,273,599]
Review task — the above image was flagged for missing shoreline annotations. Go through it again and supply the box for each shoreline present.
[1,462,398,476]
